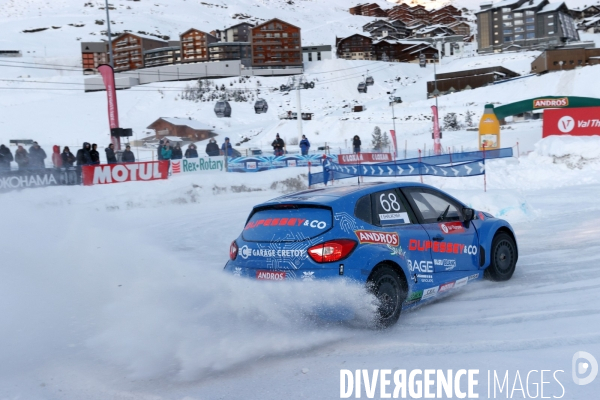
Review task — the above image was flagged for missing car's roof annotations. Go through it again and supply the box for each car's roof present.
[261,182,439,206]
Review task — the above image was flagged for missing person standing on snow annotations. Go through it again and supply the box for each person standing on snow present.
[15,145,29,171]
[352,135,361,154]
[171,143,183,160]
[121,145,135,163]
[271,133,285,156]
[90,144,100,165]
[51,145,62,168]
[76,143,92,166]
[206,138,220,157]
[220,137,234,157]
[105,143,117,164]
[157,139,164,161]
[185,144,199,158]
[28,142,47,170]
[61,147,76,167]
[0,144,14,172]
[299,134,310,156]
[161,141,172,160]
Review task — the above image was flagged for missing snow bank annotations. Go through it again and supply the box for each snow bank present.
[534,135,600,164]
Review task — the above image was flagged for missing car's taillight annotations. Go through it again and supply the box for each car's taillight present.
[230,240,238,260]
[308,239,357,263]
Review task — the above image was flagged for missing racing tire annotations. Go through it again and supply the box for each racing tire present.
[368,265,406,328]
[485,232,517,281]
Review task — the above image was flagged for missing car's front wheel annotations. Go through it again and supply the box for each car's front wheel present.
[486,232,517,281]
[368,265,406,328]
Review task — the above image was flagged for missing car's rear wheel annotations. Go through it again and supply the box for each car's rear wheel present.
[485,232,517,281]
[368,265,406,328]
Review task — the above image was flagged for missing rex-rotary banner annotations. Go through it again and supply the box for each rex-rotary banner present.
[97,64,120,130]
[543,106,600,138]
[81,161,170,186]
[171,157,225,174]
[337,153,392,164]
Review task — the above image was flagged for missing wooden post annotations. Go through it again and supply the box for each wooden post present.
[483,143,487,192]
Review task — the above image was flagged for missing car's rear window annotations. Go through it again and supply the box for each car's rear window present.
[242,205,333,242]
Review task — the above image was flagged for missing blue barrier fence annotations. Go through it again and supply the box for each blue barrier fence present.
[228,154,326,172]
[308,147,514,186]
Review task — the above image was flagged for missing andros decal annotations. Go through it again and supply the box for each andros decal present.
[256,270,286,281]
[439,281,455,293]
[354,230,399,246]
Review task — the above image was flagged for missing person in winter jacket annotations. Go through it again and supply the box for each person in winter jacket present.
[0,144,14,172]
[352,135,361,154]
[220,137,234,157]
[161,141,173,160]
[61,147,76,167]
[90,143,100,164]
[121,145,135,162]
[76,142,93,166]
[205,138,220,157]
[157,139,164,160]
[299,135,310,156]
[185,144,199,159]
[105,143,117,164]
[271,133,285,156]
[15,145,29,170]
[51,145,62,168]
[171,143,183,160]
[28,141,47,170]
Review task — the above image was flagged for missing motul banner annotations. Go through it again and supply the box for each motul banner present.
[97,64,120,129]
[337,153,392,164]
[81,161,170,186]
[543,107,600,138]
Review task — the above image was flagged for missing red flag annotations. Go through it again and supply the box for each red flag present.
[98,64,120,129]
[389,130,398,159]
[431,105,442,156]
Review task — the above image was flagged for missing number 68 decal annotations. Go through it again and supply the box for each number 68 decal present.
[380,192,401,212]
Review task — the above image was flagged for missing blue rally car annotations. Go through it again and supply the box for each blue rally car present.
[225,182,518,327]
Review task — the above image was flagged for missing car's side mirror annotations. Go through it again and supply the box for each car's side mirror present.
[463,207,475,222]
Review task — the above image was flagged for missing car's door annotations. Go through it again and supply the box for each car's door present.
[401,187,479,272]
[361,188,438,289]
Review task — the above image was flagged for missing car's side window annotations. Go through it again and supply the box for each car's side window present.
[371,189,412,226]
[354,194,372,225]
[405,190,462,224]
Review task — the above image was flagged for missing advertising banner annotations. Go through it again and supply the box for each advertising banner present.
[0,169,63,192]
[228,154,324,173]
[82,161,170,186]
[97,65,120,130]
[171,157,225,174]
[337,153,393,164]
[432,105,442,155]
[389,130,398,160]
[543,106,600,138]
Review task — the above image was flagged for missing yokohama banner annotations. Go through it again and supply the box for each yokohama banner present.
[81,161,170,186]
[337,153,393,164]
[543,107,600,137]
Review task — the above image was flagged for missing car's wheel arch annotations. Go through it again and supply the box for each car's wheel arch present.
[367,260,409,294]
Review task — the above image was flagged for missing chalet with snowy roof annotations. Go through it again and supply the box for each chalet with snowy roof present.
[579,14,600,32]
[476,0,579,53]
[570,5,600,19]
[180,29,217,63]
[448,21,472,37]
[147,117,216,141]
[112,33,168,72]
[336,34,374,60]
[412,24,456,38]
[250,18,302,67]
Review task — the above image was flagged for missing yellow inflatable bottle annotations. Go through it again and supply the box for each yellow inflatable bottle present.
[478,104,500,151]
